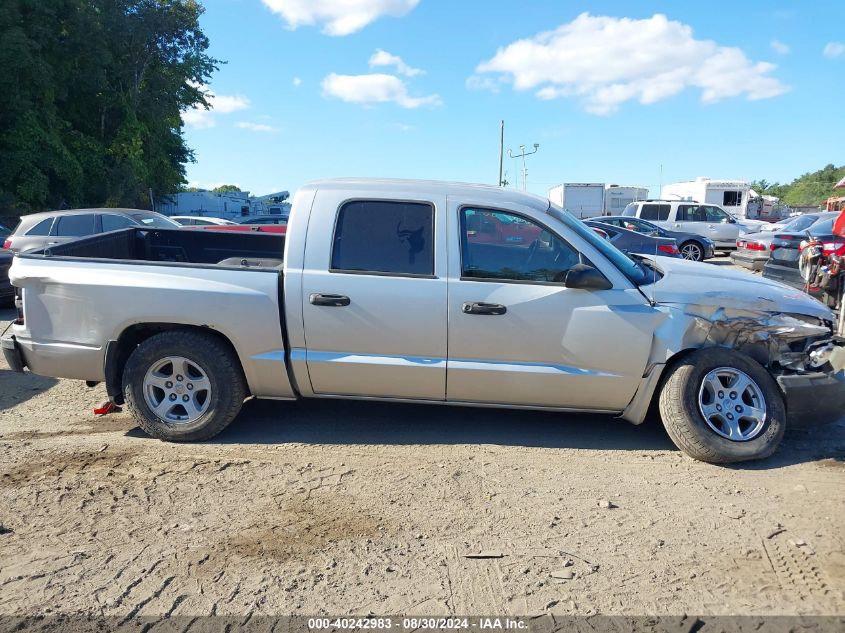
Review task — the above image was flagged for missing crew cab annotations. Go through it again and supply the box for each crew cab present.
[3,179,844,464]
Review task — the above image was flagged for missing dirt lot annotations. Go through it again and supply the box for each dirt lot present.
[1,260,844,619]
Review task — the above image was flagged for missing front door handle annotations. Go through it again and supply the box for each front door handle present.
[310,293,351,307]
[462,301,507,315]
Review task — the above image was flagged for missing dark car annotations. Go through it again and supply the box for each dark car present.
[3,208,181,253]
[0,249,13,305]
[762,214,845,293]
[593,215,714,261]
[0,222,11,241]
[239,215,288,226]
[584,220,681,258]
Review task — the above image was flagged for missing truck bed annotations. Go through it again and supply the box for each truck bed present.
[36,227,285,268]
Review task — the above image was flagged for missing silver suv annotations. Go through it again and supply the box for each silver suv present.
[3,209,180,253]
[622,200,752,251]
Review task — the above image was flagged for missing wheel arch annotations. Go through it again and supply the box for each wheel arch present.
[104,323,246,405]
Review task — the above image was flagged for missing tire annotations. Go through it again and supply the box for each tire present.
[679,241,704,262]
[122,330,247,441]
[658,348,785,463]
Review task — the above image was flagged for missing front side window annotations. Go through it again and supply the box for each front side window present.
[703,206,730,222]
[101,214,136,232]
[54,214,96,237]
[26,218,55,236]
[460,208,579,283]
[331,200,434,276]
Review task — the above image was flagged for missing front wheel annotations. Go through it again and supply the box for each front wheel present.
[679,241,704,262]
[658,348,785,463]
[122,330,247,441]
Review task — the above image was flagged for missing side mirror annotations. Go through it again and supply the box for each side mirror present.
[564,264,613,290]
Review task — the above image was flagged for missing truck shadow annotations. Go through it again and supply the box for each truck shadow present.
[205,398,845,467]
[209,397,674,451]
[0,369,58,411]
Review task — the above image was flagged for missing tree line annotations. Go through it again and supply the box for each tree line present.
[0,0,218,215]
[751,164,845,207]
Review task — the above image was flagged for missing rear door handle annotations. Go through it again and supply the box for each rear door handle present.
[310,293,350,307]
[462,302,507,315]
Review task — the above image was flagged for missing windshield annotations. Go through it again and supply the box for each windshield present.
[130,212,180,228]
[548,205,650,285]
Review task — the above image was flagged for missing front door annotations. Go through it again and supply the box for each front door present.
[446,205,658,411]
[301,192,448,400]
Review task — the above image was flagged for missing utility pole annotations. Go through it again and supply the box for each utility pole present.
[508,143,540,191]
[497,120,505,187]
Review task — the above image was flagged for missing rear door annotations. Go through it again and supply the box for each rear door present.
[49,214,97,247]
[300,191,448,400]
[446,203,657,411]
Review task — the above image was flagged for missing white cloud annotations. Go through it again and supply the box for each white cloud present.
[369,49,424,77]
[322,73,441,108]
[236,121,280,133]
[474,13,788,115]
[261,0,419,36]
[770,40,790,55]
[292,77,302,87]
[823,41,845,58]
[182,87,250,128]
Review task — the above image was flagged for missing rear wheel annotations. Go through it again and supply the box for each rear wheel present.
[679,241,704,262]
[658,348,785,463]
[122,330,246,441]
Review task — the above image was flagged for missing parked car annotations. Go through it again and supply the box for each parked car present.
[763,214,845,293]
[0,222,12,241]
[622,200,756,251]
[0,249,13,305]
[592,216,714,261]
[3,209,181,253]
[240,215,288,225]
[584,220,681,258]
[4,179,843,464]
[170,216,237,226]
[731,214,832,271]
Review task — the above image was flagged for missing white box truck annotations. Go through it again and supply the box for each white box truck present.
[548,183,605,219]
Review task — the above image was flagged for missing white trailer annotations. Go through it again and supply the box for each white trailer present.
[661,177,757,219]
[548,183,605,219]
[604,185,649,214]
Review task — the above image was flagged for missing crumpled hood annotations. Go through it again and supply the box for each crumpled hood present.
[642,256,834,321]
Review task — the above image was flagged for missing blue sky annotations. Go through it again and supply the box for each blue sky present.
[183,0,845,198]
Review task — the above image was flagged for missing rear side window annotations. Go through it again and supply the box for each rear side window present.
[54,214,96,236]
[101,214,136,232]
[25,218,54,236]
[331,200,434,276]
[640,204,670,221]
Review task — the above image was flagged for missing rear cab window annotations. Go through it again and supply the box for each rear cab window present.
[331,200,434,276]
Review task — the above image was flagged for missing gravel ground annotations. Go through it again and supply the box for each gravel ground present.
[1,258,844,619]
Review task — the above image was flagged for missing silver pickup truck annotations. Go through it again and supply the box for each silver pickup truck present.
[3,179,844,463]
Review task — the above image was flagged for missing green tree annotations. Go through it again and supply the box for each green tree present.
[782,164,845,207]
[212,184,242,193]
[0,0,219,213]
